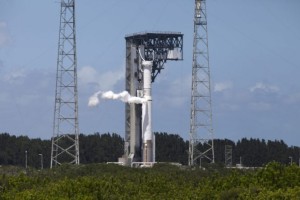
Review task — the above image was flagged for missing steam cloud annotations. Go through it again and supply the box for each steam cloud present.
[88,90,147,107]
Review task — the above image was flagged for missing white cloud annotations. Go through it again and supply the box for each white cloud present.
[285,93,300,104]
[0,21,11,47]
[1,67,53,89]
[78,65,124,91]
[217,102,240,112]
[0,93,9,103]
[2,68,27,84]
[249,102,272,111]
[214,81,233,92]
[250,82,279,93]
[155,75,191,107]
[0,22,6,28]
[16,94,41,106]
[0,68,54,99]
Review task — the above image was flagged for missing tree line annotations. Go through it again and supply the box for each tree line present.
[0,132,299,168]
[0,132,123,169]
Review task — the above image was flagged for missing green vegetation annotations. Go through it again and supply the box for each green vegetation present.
[1,132,300,198]
[1,162,300,199]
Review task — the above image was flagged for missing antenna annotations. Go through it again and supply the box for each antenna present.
[189,0,215,166]
[51,0,80,168]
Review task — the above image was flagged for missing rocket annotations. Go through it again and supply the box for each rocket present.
[141,60,154,163]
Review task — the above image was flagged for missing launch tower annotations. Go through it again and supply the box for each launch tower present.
[51,0,80,168]
[122,32,183,165]
[189,0,215,166]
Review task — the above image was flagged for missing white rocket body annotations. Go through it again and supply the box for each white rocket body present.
[141,60,153,163]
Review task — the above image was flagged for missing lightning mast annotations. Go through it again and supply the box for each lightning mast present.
[51,0,79,168]
[189,0,215,166]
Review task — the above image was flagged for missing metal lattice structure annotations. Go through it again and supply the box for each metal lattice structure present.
[225,145,233,167]
[122,32,183,165]
[189,0,215,166]
[51,0,79,168]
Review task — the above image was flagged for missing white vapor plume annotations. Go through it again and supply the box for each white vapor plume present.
[88,90,147,107]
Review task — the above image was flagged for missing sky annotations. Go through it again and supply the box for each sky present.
[0,0,299,146]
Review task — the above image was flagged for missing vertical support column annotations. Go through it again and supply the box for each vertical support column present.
[124,42,143,163]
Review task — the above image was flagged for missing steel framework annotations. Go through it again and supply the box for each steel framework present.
[225,145,233,167]
[122,32,183,165]
[51,0,79,168]
[189,0,215,166]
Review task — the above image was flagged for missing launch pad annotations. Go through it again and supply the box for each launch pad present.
[120,32,183,166]
[52,1,214,168]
